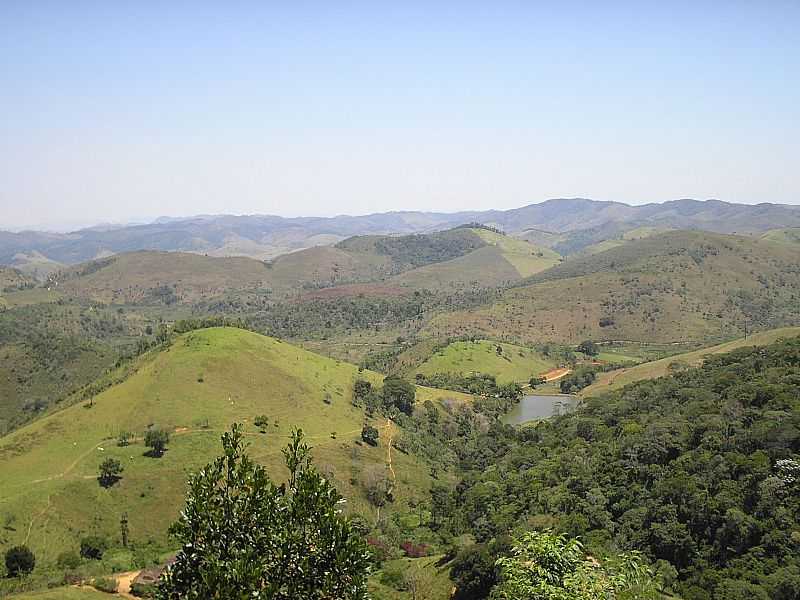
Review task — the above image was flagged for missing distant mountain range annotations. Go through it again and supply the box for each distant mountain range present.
[2,198,799,278]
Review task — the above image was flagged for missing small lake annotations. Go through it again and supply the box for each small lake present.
[502,394,578,425]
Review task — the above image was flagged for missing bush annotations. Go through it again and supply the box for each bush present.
[80,535,109,560]
[91,576,119,593]
[56,550,81,569]
[361,425,379,446]
[117,432,132,447]
[5,545,35,577]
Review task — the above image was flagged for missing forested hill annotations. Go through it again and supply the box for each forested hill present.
[442,336,800,599]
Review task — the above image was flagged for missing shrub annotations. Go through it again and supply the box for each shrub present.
[91,576,119,593]
[5,545,35,577]
[361,425,379,446]
[56,550,81,569]
[80,535,109,560]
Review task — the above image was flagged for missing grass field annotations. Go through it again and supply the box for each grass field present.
[413,339,555,384]
[0,327,471,570]
[581,326,800,396]
[472,229,561,277]
[9,588,112,599]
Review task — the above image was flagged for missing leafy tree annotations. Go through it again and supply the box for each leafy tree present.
[80,535,108,560]
[382,376,416,415]
[157,424,371,599]
[5,545,35,577]
[144,428,170,457]
[491,531,659,599]
[98,457,124,487]
[577,340,599,357]
[362,465,392,507]
[361,424,379,446]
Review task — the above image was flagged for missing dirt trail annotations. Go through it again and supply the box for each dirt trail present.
[115,570,141,597]
[386,418,396,486]
[541,367,572,382]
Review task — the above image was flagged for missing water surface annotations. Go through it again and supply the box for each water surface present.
[502,394,578,425]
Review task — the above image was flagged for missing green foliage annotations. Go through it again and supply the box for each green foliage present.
[98,457,123,487]
[361,424,380,446]
[56,550,81,570]
[80,535,109,560]
[5,545,35,577]
[90,576,118,593]
[382,376,416,416]
[577,340,598,356]
[144,428,170,457]
[559,367,596,393]
[436,336,800,598]
[156,424,372,599]
[491,531,659,599]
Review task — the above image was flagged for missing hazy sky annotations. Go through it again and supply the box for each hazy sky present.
[1,1,798,230]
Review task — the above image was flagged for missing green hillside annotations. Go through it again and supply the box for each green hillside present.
[55,251,273,304]
[412,339,555,384]
[0,327,470,570]
[426,230,800,344]
[761,226,800,246]
[581,325,800,396]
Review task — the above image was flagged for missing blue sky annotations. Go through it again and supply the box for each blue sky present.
[1,1,798,229]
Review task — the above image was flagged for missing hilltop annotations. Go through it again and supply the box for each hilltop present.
[425,230,800,344]
[0,327,471,569]
[3,199,799,270]
[46,227,556,305]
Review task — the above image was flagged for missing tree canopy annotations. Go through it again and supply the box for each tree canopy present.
[156,424,372,599]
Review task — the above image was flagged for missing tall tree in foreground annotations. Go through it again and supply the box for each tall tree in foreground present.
[156,424,371,599]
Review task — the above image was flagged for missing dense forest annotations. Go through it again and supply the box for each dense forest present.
[431,337,800,599]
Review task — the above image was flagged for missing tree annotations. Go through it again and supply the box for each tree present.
[491,531,659,599]
[80,535,108,560]
[363,465,392,507]
[98,457,124,487]
[157,424,371,599]
[144,428,170,457]
[5,545,35,577]
[361,424,379,446]
[382,376,416,416]
[577,340,598,357]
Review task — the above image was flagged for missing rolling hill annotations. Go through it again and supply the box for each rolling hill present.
[425,230,800,345]
[46,227,557,305]
[0,327,471,569]
[3,199,799,269]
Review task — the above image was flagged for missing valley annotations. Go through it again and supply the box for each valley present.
[1,200,799,600]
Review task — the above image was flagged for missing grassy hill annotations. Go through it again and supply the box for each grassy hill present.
[412,339,555,384]
[0,327,470,571]
[761,227,800,246]
[581,325,800,396]
[54,252,274,304]
[425,230,800,344]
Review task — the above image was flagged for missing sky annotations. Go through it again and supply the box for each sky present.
[1,1,798,230]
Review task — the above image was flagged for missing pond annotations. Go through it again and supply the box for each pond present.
[502,394,578,425]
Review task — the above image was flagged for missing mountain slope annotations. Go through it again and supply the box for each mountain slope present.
[0,327,470,566]
[3,199,799,266]
[425,231,800,344]
[581,325,800,396]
